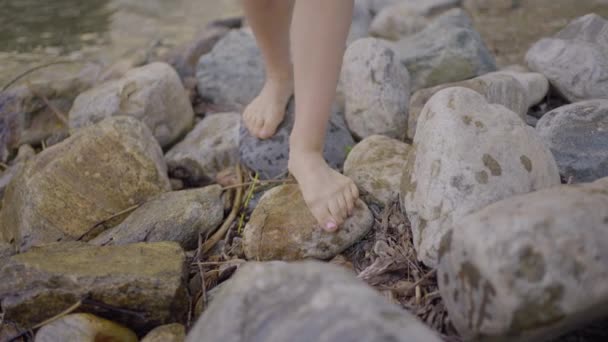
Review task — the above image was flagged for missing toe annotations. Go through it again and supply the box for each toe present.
[252,117,264,137]
[349,182,359,201]
[336,194,348,221]
[311,204,337,232]
[328,196,346,226]
[343,190,354,216]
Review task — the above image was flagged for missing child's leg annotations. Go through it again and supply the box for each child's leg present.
[242,0,295,139]
[288,0,358,231]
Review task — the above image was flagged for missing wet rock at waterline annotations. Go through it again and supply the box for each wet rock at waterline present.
[34,313,137,342]
[165,113,240,186]
[401,87,560,267]
[186,261,443,342]
[239,100,354,180]
[242,184,373,261]
[536,100,608,183]
[90,185,224,250]
[395,9,497,90]
[69,62,194,148]
[438,177,608,341]
[0,242,188,332]
[0,116,170,252]
[344,135,410,206]
[341,38,410,140]
[526,14,608,102]
[141,324,186,342]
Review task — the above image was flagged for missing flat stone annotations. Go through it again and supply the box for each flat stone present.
[536,100,608,183]
[185,261,443,342]
[341,38,410,140]
[141,324,185,342]
[438,177,608,341]
[526,14,608,102]
[34,313,137,342]
[90,185,224,250]
[401,87,560,266]
[242,184,373,261]
[0,242,188,332]
[69,62,194,148]
[165,113,240,185]
[344,135,410,206]
[0,116,170,252]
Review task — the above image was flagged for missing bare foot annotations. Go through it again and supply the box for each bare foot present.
[243,76,293,139]
[288,150,359,232]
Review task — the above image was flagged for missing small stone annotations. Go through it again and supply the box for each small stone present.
[34,313,137,342]
[69,62,194,148]
[341,38,410,140]
[141,324,185,342]
[165,113,240,185]
[185,261,443,342]
[344,135,410,206]
[536,100,608,183]
[401,87,560,266]
[438,177,608,341]
[0,242,188,332]
[0,116,170,252]
[242,184,373,261]
[90,185,224,250]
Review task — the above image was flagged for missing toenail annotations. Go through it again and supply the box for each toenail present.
[325,222,337,231]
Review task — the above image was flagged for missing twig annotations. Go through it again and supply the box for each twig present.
[2,61,78,92]
[200,164,244,255]
[237,172,258,235]
[76,204,140,241]
[26,83,69,126]
[389,269,437,296]
[221,178,293,191]
[193,260,246,267]
[81,298,147,320]
[8,299,82,341]
[197,233,207,312]
[0,162,8,171]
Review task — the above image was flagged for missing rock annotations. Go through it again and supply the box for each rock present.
[141,324,185,342]
[90,185,224,250]
[438,177,608,341]
[186,261,442,342]
[69,62,194,148]
[0,241,14,259]
[395,9,497,90]
[407,71,537,139]
[526,14,608,102]
[341,38,410,140]
[0,145,36,200]
[0,242,188,332]
[499,67,550,108]
[196,29,264,111]
[242,184,373,261]
[348,0,374,44]
[0,116,171,252]
[343,135,410,206]
[536,100,608,183]
[165,113,240,186]
[370,0,462,40]
[464,0,517,12]
[401,87,560,267]
[239,100,354,180]
[34,313,137,342]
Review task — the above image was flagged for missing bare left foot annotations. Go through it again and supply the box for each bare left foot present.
[243,76,293,139]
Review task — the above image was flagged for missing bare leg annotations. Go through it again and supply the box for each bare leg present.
[288,0,358,231]
[242,0,294,139]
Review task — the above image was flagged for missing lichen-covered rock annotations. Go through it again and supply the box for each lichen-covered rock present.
[141,324,185,342]
[344,135,410,206]
[341,38,410,140]
[0,242,188,332]
[186,261,443,342]
[370,0,462,40]
[536,100,608,183]
[401,87,560,266]
[165,113,240,185]
[438,177,608,342]
[0,116,171,252]
[90,185,224,250]
[242,184,373,261]
[34,313,137,342]
[395,9,497,90]
[239,100,354,180]
[526,14,608,102]
[196,29,264,111]
[407,71,535,139]
[69,62,194,148]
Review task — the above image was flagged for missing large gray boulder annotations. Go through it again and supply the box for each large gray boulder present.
[401,87,560,267]
[69,62,194,148]
[536,100,608,183]
[438,177,608,341]
[186,261,442,342]
[526,14,608,102]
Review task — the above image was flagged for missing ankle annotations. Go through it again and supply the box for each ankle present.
[288,148,324,172]
[266,69,293,86]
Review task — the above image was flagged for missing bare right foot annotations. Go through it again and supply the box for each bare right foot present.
[288,150,359,232]
[243,76,293,139]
